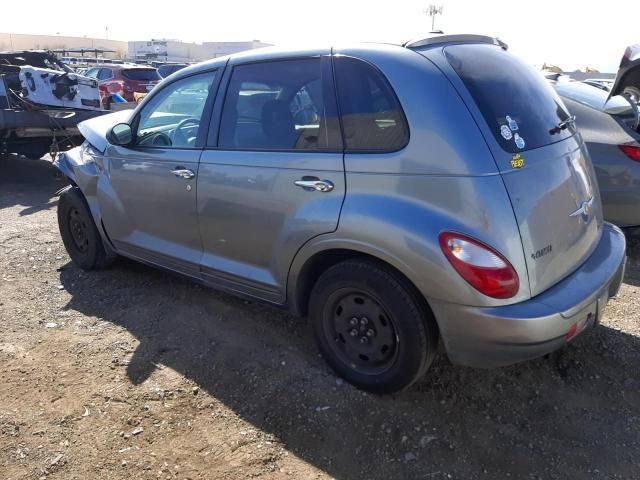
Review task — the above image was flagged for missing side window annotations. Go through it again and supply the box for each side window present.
[334,56,409,152]
[219,58,340,151]
[97,68,112,80]
[85,68,99,78]
[135,71,216,149]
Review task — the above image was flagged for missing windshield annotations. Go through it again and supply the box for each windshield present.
[122,68,161,81]
[445,44,574,153]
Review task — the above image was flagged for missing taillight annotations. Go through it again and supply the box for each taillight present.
[618,144,640,162]
[439,232,520,299]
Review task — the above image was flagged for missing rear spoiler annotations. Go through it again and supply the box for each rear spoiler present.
[404,34,508,51]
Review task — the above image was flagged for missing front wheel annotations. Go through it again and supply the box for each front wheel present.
[309,259,438,393]
[58,187,114,270]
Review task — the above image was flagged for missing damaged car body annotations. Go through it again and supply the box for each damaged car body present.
[0,50,105,159]
[54,37,627,393]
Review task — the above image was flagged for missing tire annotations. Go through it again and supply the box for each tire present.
[623,86,640,104]
[309,259,438,394]
[57,187,114,270]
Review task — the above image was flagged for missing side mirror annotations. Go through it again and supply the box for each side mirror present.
[604,95,634,115]
[108,123,133,146]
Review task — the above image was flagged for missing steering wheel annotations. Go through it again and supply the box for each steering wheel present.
[171,118,201,147]
[151,132,172,146]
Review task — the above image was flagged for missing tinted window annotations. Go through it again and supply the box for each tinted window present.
[97,68,112,80]
[122,68,161,81]
[445,44,574,153]
[159,64,187,78]
[219,59,341,151]
[135,71,216,148]
[334,56,408,152]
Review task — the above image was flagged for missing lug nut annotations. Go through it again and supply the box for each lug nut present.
[360,337,369,344]
[360,317,369,325]
[366,329,375,337]
[350,317,358,326]
[349,329,358,337]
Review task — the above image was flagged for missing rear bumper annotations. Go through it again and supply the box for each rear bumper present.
[431,223,627,368]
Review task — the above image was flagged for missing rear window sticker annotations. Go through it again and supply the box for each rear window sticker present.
[500,124,513,140]
[514,133,525,149]
[506,115,519,131]
[510,153,525,169]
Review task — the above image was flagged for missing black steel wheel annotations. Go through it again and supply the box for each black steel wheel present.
[58,186,114,270]
[310,259,438,393]
[323,289,399,376]
[68,208,90,254]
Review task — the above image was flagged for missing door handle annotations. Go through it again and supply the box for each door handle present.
[294,178,334,192]
[171,167,195,179]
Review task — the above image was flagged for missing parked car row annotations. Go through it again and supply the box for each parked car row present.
[53,35,628,394]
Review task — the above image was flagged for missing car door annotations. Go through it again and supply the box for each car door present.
[98,69,220,276]
[197,54,344,302]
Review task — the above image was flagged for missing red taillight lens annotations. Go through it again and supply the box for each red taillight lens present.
[439,232,520,299]
[618,144,640,162]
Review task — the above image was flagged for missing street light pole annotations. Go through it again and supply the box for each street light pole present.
[427,4,443,32]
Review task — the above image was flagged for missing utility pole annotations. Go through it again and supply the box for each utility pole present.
[105,26,109,40]
[427,4,443,32]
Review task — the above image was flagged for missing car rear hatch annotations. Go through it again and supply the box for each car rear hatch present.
[416,40,604,297]
[122,68,161,92]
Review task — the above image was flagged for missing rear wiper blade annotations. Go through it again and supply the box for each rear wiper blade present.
[549,115,576,135]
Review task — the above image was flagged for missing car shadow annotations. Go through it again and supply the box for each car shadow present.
[624,236,640,287]
[0,154,64,215]
[59,256,640,479]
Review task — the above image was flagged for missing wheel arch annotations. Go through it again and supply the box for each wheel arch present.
[287,241,437,328]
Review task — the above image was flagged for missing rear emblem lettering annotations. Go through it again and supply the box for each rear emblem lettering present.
[531,245,553,260]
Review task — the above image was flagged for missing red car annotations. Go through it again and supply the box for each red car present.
[85,65,161,103]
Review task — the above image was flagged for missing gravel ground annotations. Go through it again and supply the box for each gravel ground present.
[1,154,639,480]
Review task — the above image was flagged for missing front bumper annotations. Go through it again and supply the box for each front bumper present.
[431,223,627,368]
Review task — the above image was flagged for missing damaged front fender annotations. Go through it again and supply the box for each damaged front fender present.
[53,145,105,230]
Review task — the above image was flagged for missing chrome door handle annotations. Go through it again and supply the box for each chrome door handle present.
[171,168,195,179]
[294,179,334,192]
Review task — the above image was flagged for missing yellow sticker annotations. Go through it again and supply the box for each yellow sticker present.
[510,153,525,169]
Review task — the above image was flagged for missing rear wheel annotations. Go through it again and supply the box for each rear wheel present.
[58,187,114,270]
[309,259,438,393]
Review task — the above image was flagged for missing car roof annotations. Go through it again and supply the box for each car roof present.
[172,34,504,80]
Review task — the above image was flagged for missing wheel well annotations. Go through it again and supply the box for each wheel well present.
[293,249,433,320]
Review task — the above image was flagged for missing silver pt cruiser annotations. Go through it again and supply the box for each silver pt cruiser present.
[55,35,627,393]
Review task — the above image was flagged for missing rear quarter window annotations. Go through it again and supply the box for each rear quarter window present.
[445,44,574,153]
[334,56,408,152]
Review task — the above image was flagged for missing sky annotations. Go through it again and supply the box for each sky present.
[3,0,637,72]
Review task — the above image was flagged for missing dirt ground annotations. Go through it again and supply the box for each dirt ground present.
[1,154,639,480]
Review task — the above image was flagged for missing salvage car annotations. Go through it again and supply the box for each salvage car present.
[0,50,105,159]
[54,35,627,393]
[554,81,640,230]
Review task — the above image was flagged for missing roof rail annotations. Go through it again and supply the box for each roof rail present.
[404,34,508,50]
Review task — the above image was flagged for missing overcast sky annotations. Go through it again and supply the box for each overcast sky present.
[4,0,635,72]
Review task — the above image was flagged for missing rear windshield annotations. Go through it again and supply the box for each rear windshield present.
[122,68,161,81]
[445,44,574,153]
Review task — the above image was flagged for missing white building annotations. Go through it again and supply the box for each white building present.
[128,39,271,64]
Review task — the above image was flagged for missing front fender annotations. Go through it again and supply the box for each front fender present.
[53,146,110,248]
